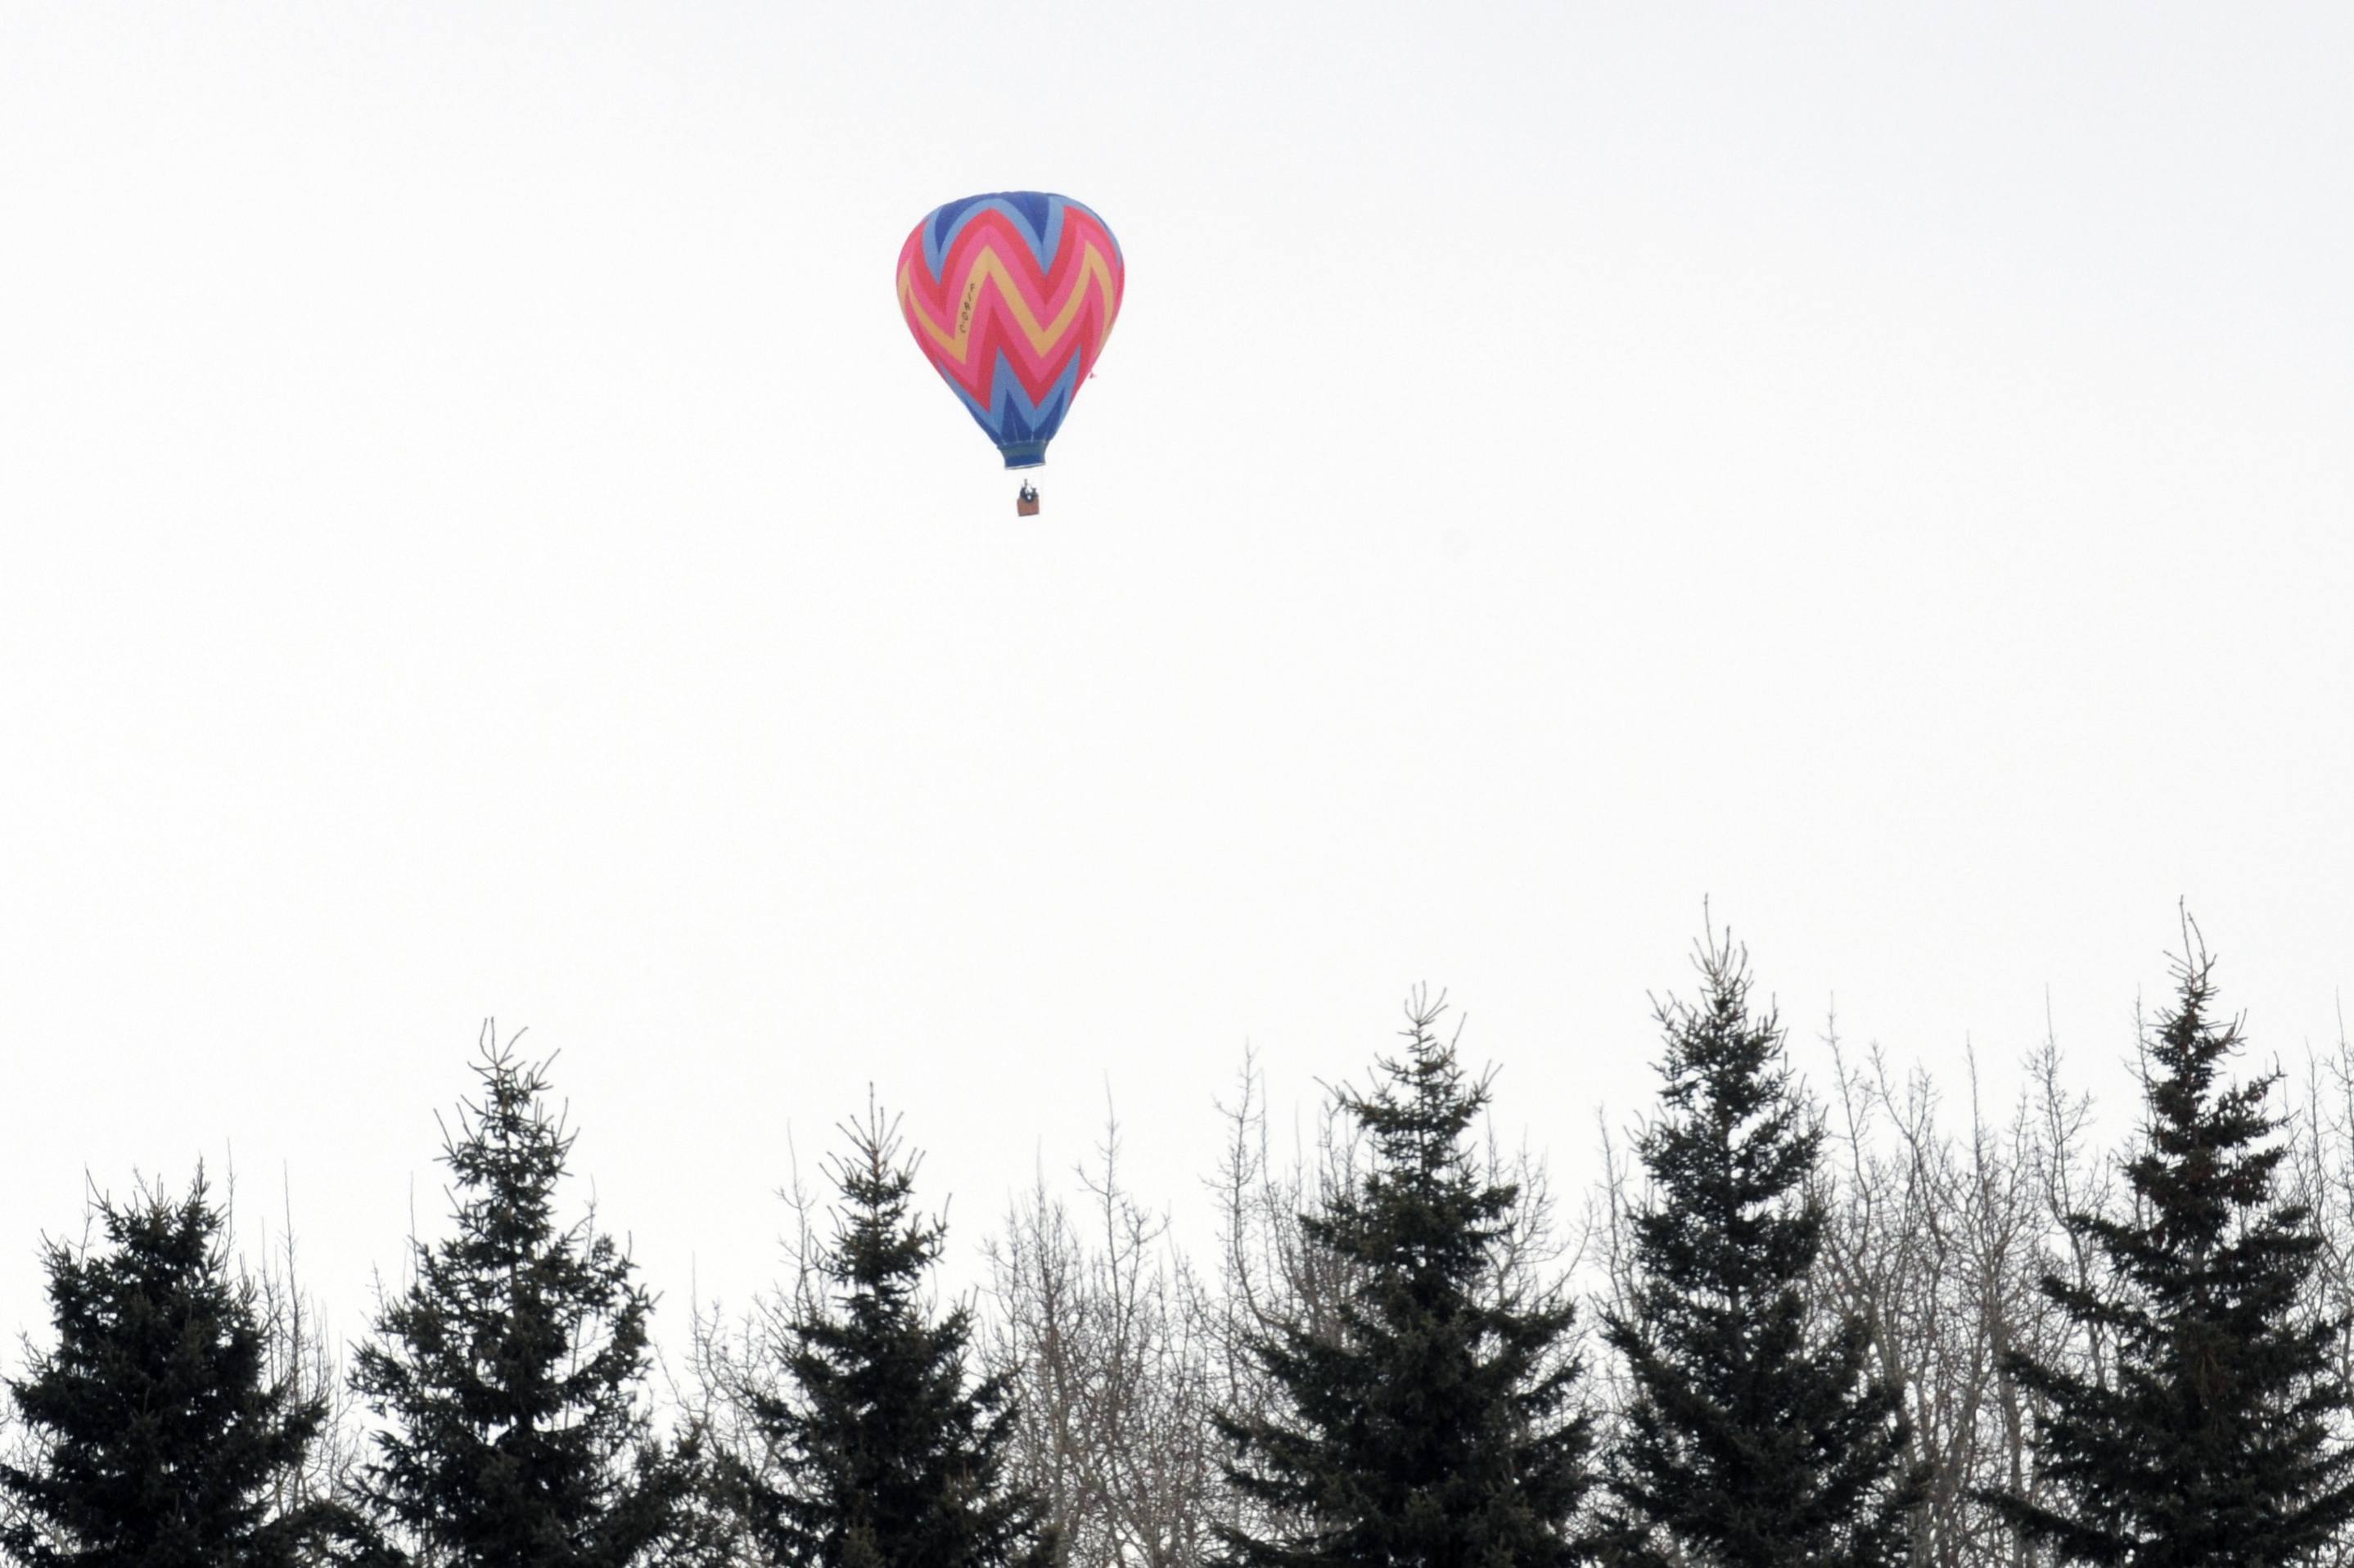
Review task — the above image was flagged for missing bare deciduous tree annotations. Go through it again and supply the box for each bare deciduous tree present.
[1813,1021,2106,1568]
[985,1104,1220,1568]
[241,1174,368,1534]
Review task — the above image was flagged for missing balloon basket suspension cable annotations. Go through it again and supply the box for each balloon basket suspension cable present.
[1016,480,1041,518]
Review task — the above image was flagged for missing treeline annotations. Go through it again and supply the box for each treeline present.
[7,921,2354,1566]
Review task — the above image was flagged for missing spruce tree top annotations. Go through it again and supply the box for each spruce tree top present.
[1216,990,1594,1568]
[1984,932,2354,1567]
[1621,936,1822,1312]
[735,1097,1052,1568]
[351,1030,687,1568]
[1599,931,1921,1568]
[0,1172,344,1568]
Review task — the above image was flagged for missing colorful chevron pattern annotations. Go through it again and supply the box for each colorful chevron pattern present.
[897,192,1124,469]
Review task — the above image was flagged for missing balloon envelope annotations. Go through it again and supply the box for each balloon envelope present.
[896,192,1124,469]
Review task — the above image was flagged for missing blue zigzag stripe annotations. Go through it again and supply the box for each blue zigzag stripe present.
[920,191,1124,281]
[947,349,1083,469]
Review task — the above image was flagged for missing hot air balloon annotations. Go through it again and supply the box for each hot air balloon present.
[896,191,1124,516]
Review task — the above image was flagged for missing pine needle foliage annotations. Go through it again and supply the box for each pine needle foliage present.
[349,1029,690,1568]
[1980,933,2354,1567]
[1599,931,1923,1568]
[733,1098,1053,1568]
[0,1170,349,1568]
[1215,989,1596,1568]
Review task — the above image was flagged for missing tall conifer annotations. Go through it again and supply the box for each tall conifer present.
[1599,932,1923,1568]
[1215,991,1595,1568]
[350,1030,691,1567]
[0,1171,351,1567]
[1982,935,2354,1566]
[733,1098,1052,1568]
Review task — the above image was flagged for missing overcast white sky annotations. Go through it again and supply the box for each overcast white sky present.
[3,2,2351,1354]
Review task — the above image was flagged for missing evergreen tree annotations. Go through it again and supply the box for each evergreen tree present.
[1981,935,2354,1566]
[732,1097,1052,1568]
[1215,990,1596,1568]
[0,1170,352,1567]
[350,1029,692,1567]
[1599,931,1923,1568]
